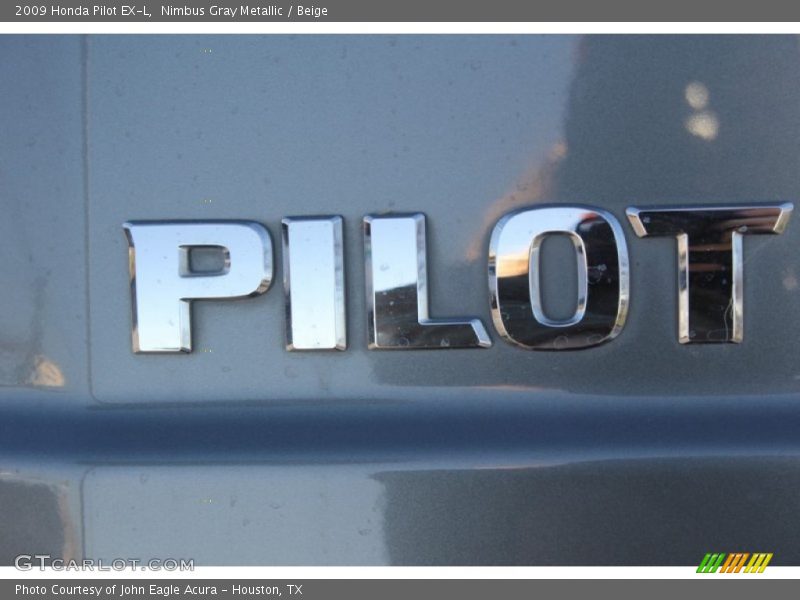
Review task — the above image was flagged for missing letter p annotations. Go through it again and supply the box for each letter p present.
[123,221,273,352]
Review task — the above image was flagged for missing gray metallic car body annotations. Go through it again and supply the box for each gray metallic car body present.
[1,34,799,565]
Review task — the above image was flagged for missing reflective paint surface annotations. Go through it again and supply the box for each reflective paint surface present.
[77,35,800,401]
[489,205,629,350]
[2,35,800,565]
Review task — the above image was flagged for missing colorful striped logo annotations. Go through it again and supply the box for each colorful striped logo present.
[697,553,773,573]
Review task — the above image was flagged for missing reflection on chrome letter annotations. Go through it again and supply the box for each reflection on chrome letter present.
[282,216,346,351]
[124,221,273,353]
[627,203,793,343]
[489,206,629,350]
[364,213,491,349]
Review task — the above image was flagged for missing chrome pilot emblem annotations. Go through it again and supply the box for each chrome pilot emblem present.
[364,214,490,349]
[123,221,273,353]
[627,204,793,343]
[489,206,629,350]
[123,202,793,353]
[282,216,346,351]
